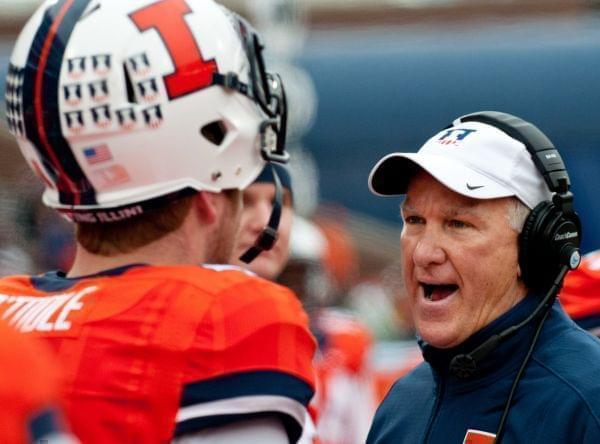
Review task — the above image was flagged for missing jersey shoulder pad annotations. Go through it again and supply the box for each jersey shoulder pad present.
[177,271,316,442]
[183,268,316,380]
[134,264,259,295]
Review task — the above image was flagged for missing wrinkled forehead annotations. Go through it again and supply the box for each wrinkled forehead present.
[401,194,481,217]
[401,170,507,217]
[404,169,478,204]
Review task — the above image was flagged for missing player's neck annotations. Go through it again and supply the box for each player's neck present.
[67,231,207,278]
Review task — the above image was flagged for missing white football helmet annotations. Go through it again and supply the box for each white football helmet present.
[5,0,288,222]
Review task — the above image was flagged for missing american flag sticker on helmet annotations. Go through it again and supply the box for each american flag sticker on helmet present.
[83,144,112,165]
[463,429,496,444]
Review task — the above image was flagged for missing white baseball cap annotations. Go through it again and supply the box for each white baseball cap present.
[368,117,553,209]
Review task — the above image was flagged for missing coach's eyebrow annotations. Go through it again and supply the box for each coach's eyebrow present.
[441,200,480,217]
[400,199,415,215]
[400,199,480,216]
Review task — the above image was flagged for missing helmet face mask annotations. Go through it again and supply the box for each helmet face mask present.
[214,14,289,163]
[5,0,288,222]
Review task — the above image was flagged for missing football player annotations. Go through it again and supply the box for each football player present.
[1,1,315,443]
[233,163,294,281]
[560,249,600,336]
[0,319,74,443]
[233,173,377,444]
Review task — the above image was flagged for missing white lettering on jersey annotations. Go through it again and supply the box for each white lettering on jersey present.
[202,264,256,276]
[0,286,97,332]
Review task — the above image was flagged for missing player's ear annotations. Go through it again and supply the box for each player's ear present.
[193,191,218,225]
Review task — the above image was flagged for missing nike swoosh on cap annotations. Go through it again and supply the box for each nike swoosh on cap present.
[466,184,484,190]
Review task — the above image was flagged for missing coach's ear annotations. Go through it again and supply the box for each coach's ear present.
[193,191,219,225]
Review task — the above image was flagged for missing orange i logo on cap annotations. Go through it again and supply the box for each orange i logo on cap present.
[437,128,477,146]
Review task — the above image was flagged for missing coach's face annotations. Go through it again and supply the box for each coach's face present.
[401,171,526,348]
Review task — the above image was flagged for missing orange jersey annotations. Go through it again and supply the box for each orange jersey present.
[560,249,600,332]
[0,320,68,444]
[561,249,600,318]
[0,264,316,443]
[311,309,377,444]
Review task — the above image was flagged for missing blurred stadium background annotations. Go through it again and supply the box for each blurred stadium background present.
[1,0,600,403]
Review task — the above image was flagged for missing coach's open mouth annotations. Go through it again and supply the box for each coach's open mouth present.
[421,283,459,302]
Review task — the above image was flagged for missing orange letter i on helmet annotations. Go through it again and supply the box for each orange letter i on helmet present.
[130,0,218,100]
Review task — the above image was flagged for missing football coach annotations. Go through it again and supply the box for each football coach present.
[366,111,600,443]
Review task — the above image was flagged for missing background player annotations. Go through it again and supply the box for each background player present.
[1,1,315,442]
[233,167,377,444]
[0,319,74,444]
[561,249,600,335]
[234,163,294,281]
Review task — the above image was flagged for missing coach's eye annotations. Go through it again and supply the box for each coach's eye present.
[448,219,469,229]
[404,215,424,225]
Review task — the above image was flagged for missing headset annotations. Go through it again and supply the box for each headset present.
[445,111,582,443]
[459,111,582,289]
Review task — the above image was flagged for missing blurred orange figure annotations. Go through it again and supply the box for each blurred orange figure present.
[560,249,600,335]
[234,166,379,443]
[0,320,72,443]
[310,309,376,444]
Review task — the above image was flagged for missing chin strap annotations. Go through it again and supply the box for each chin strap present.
[239,163,283,264]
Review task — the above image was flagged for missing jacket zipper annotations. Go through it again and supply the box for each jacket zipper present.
[422,372,445,444]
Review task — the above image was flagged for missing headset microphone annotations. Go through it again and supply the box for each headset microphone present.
[449,265,570,379]
[239,163,283,264]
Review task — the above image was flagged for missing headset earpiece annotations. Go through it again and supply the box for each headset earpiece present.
[518,202,549,290]
[519,201,582,291]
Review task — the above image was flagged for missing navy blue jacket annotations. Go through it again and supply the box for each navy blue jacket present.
[367,295,600,443]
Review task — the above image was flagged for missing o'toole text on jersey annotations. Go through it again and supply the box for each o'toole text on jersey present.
[0,286,97,332]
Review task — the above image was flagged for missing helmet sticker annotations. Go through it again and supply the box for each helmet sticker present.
[91,53,111,75]
[82,144,112,165]
[93,164,131,188]
[136,78,159,103]
[142,105,163,129]
[115,107,136,130]
[5,64,26,139]
[126,53,151,77]
[88,79,109,103]
[64,110,85,134]
[90,105,111,128]
[63,83,82,106]
[67,56,87,79]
